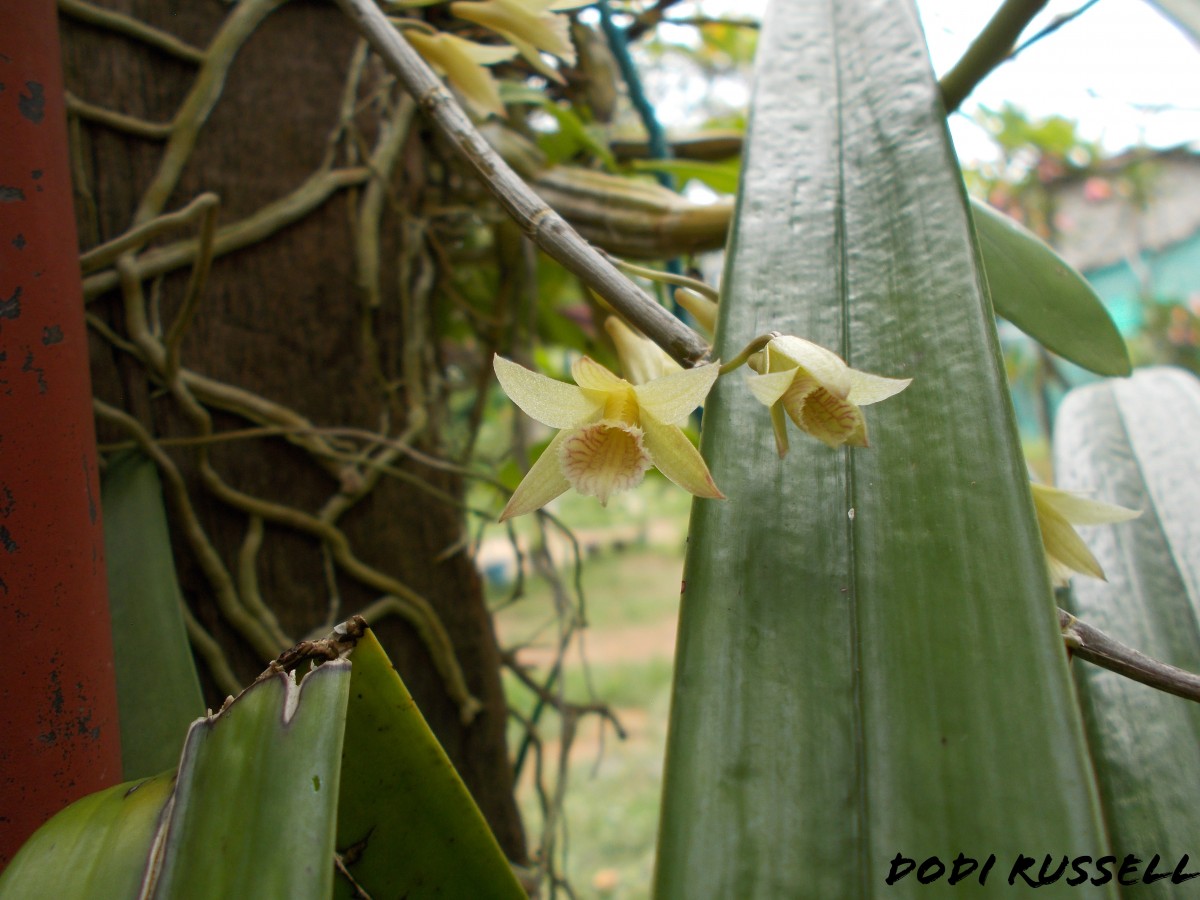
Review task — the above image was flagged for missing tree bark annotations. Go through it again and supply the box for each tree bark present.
[59,0,525,861]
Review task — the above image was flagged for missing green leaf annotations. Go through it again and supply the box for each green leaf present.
[333,630,525,899]
[1054,367,1200,892]
[101,450,206,779]
[971,197,1131,377]
[499,83,617,170]
[0,773,174,899]
[628,157,742,194]
[148,663,350,899]
[0,665,348,900]
[1,627,520,899]
[655,1,1110,895]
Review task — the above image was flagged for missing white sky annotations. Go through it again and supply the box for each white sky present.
[667,0,1200,164]
[919,0,1200,163]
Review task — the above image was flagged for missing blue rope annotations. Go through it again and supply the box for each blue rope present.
[595,1,684,290]
[596,0,673,189]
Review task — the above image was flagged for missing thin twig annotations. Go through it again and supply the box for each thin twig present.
[939,0,1051,114]
[1009,0,1101,58]
[626,0,687,41]
[664,15,760,29]
[333,0,711,367]
[1059,608,1200,703]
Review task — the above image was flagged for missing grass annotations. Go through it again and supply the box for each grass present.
[489,488,688,899]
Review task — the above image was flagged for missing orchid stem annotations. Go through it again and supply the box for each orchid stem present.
[1059,608,1200,704]
[602,252,720,301]
[719,333,776,375]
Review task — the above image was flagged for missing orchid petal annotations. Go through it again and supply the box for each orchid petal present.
[493,354,601,428]
[642,415,724,499]
[1035,501,1107,582]
[746,369,797,408]
[767,335,851,396]
[605,318,680,386]
[845,416,869,448]
[451,36,521,66]
[571,355,626,393]
[1030,483,1141,526]
[604,319,675,384]
[405,32,513,120]
[506,34,566,84]
[769,402,790,458]
[675,287,718,336]
[499,430,571,521]
[634,363,720,426]
[451,0,575,63]
[846,370,912,406]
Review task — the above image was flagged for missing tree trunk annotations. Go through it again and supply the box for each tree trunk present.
[59,0,524,861]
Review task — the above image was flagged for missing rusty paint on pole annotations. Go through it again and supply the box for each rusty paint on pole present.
[0,2,122,866]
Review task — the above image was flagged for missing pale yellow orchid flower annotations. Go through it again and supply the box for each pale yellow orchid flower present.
[495,354,723,520]
[746,335,911,456]
[405,31,517,120]
[604,317,680,386]
[450,0,585,74]
[1030,482,1140,586]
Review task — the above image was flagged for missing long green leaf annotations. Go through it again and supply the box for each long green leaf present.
[147,663,350,899]
[0,774,174,899]
[971,198,1131,377]
[1054,367,1200,894]
[333,630,525,899]
[101,450,206,779]
[655,0,1110,895]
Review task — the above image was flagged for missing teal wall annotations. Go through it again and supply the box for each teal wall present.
[1005,229,1200,442]
[1084,229,1200,334]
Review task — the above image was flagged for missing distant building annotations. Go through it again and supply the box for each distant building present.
[1049,146,1200,335]
[993,146,1200,443]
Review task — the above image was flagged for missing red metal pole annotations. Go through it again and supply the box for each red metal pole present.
[0,1,122,866]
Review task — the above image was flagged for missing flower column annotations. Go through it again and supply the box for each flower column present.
[0,4,121,865]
